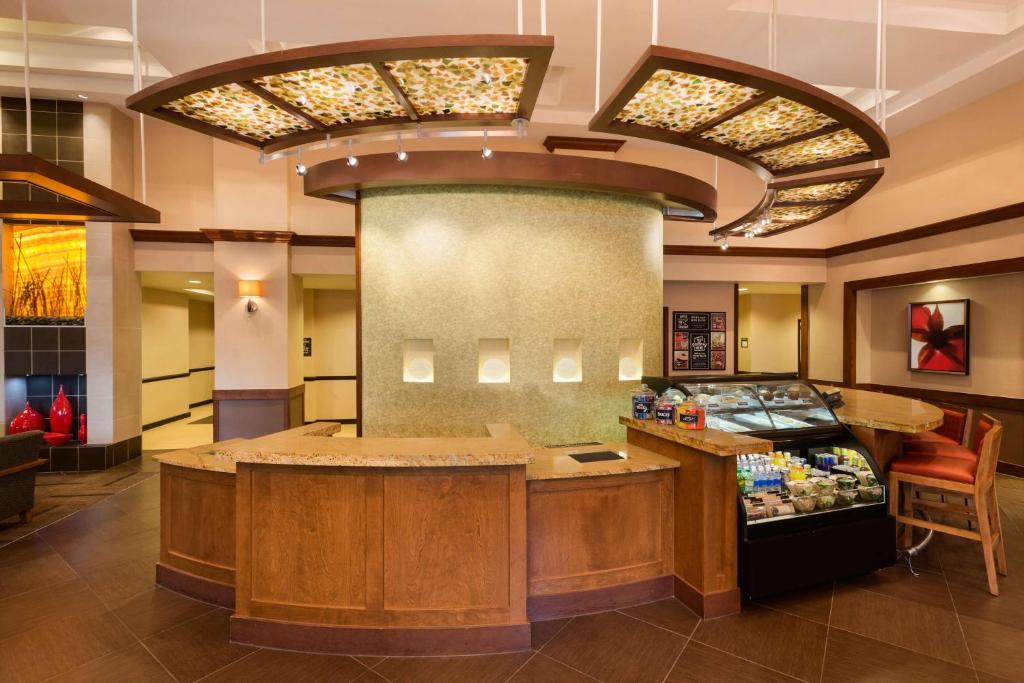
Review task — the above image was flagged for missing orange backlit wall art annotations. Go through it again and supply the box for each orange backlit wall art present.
[3,223,86,325]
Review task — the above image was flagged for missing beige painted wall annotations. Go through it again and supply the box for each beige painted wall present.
[736,293,801,373]
[360,186,663,445]
[303,289,357,422]
[188,299,214,406]
[141,288,189,426]
[213,242,302,390]
[664,281,735,376]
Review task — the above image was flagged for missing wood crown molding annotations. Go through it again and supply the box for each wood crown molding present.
[129,229,354,248]
[664,201,1024,259]
[542,136,625,153]
[212,385,305,401]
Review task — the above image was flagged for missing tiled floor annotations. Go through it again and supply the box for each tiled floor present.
[1,459,1022,682]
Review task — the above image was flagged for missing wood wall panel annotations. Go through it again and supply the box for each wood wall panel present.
[250,468,371,609]
[527,471,672,596]
[383,470,511,612]
[234,463,526,632]
[160,465,235,586]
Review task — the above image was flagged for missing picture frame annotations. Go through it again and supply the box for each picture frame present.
[907,299,969,375]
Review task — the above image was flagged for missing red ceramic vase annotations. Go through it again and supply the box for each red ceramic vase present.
[9,402,44,434]
[50,386,73,435]
[78,413,87,444]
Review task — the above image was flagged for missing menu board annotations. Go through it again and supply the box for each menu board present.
[673,311,727,370]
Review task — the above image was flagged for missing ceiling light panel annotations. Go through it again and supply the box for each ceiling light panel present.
[769,204,830,223]
[254,65,405,125]
[383,57,529,115]
[162,82,312,141]
[698,96,837,151]
[751,127,871,171]
[614,69,762,133]
[774,178,863,203]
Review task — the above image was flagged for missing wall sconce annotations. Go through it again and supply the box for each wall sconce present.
[238,280,263,314]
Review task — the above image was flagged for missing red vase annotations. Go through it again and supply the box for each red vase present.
[9,402,44,434]
[49,386,73,435]
[78,413,87,444]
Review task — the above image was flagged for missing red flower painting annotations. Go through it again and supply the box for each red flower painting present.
[908,301,969,374]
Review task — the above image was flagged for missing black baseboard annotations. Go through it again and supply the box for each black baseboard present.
[142,411,191,431]
[997,461,1024,478]
[303,418,358,425]
[188,398,213,409]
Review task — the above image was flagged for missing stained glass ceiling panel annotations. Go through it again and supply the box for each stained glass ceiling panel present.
[614,69,762,133]
[254,65,404,125]
[163,83,312,141]
[384,57,529,116]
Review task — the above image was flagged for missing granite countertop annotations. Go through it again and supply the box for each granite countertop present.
[217,430,534,467]
[620,415,773,456]
[153,439,247,474]
[814,385,944,434]
[528,442,679,481]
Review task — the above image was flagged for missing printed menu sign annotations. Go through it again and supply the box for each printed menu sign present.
[672,311,727,371]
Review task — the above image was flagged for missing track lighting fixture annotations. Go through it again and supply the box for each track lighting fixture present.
[512,117,528,139]
[395,132,408,162]
[294,147,307,176]
[721,240,729,251]
[481,130,493,160]
[296,92,309,107]
[345,139,359,167]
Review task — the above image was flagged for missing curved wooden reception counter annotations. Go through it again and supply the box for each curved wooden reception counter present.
[154,423,678,655]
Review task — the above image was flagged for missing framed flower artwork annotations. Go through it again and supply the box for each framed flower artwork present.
[908,299,969,375]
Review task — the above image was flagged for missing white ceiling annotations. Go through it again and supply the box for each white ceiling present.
[0,1,1021,137]
[140,271,214,300]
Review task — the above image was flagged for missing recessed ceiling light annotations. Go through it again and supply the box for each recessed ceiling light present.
[188,279,201,284]
[76,93,89,100]
[738,287,748,292]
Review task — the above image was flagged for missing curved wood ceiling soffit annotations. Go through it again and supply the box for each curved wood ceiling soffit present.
[709,167,884,238]
[126,35,553,154]
[302,151,718,222]
[590,46,889,237]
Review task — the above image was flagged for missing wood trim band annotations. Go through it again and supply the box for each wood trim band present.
[541,136,625,153]
[142,372,190,384]
[527,575,673,621]
[156,563,235,609]
[827,201,1024,257]
[304,151,718,222]
[229,616,531,657]
[212,385,306,401]
[190,366,215,373]
[129,229,356,247]
[799,285,810,380]
[143,412,191,431]
[189,398,213,409]
[302,375,357,381]
[854,383,1024,414]
[997,462,1024,478]
[291,235,356,247]
[664,245,826,258]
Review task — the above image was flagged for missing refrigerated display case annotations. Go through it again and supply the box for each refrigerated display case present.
[643,375,896,600]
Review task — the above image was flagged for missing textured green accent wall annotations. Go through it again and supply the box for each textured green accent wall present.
[360,185,663,445]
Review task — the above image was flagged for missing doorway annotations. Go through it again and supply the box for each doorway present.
[139,271,214,450]
[736,282,803,374]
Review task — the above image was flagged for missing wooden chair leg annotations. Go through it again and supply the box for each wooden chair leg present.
[989,488,1008,576]
[975,490,1000,596]
[18,509,32,524]
[889,473,903,547]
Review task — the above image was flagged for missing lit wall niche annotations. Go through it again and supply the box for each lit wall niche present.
[3,224,87,325]
[552,338,582,383]
[478,338,510,384]
[618,338,644,381]
[402,339,434,383]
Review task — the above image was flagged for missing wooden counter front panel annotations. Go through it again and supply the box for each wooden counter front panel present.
[160,464,235,585]
[527,471,673,596]
[235,464,526,629]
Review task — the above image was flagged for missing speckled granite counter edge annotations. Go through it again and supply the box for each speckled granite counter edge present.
[620,415,773,456]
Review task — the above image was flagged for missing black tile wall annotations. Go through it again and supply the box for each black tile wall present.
[23,373,87,439]
[3,326,87,376]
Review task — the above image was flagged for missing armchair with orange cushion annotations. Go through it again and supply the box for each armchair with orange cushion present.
[889,414,1005,595]
[902,405,971,450]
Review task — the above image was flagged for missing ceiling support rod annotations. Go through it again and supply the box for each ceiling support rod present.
[652,0,659,44]
[260,0,267,52]
[132,0,147,204]
[21,0,31,152]
[517,0,524,34]
[541,0,547,35]
[595,0,602,113]
[768,0,777,71]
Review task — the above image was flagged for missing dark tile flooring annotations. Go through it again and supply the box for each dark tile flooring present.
[1,455,1022,682]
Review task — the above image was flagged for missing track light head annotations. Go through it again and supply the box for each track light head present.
[481,130,493,160]
[720,240,729,251]
[345,139,358,167]
[295,162,307,176]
